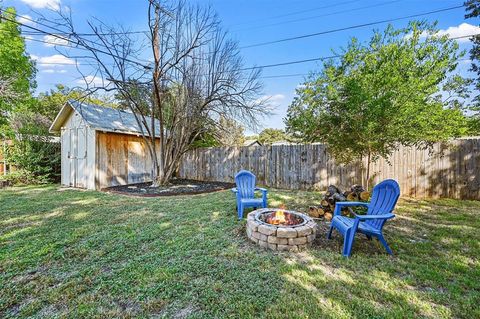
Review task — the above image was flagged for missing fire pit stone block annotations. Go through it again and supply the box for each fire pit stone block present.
[267,236,288,245]
[276,227,298,238]
[252,231,268,242]
[295,225,313,236]
[258,225,277,236]
[268,243,277,250]
[247,220,259,232]
[288,237,308,245]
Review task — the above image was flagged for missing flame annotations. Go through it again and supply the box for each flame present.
[274,210,286,225]
[267,204,289,225]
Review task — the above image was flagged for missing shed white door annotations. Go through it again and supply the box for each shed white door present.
[62,126,88,188]
[74,127,87,188]
[61,128,71,186]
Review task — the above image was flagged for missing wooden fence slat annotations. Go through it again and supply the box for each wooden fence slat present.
[177,140,480,199]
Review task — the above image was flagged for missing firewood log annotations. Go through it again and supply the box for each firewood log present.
[351,184,365,194]
[332,193,347,202]
[321,205,331,213]
[320,199,329,207]
[327,185,341,196]
[308,206,320,218]
[347,192,358,201]
[317,207,325,216]
[324,212,333,221]
[359,191,371,201]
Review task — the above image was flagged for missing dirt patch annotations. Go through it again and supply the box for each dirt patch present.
[103,179,235,197]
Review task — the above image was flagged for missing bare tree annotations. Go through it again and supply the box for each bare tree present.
[47,0,266,185]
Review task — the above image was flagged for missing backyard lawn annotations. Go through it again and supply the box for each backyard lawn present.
[1,185,479,319]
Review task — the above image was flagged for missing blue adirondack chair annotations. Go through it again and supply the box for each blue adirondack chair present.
[327,179,400,257]
[231,170,268,219]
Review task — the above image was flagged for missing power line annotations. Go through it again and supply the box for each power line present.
[228,0,363,27]
[0,9,151,69]
[234,0,401,33]
[240,5,465,49]
[240,55,342,71]
[240,33,480,72]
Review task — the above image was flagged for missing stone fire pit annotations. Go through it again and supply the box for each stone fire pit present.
[246,208,317,252]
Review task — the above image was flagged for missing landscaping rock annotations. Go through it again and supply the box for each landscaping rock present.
[268,243,277,250]
[295,225,312,236]
[276,227,297,238]
[307,234,316,243]
[267,236,288,245]
[258,224,276,236]
[252,231,267,242]
[288,237,307,245]
[247,220,259,232]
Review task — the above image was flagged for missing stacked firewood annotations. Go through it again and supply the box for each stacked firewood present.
[309,184,370,221]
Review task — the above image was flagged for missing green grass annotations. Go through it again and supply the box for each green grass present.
[1,185,479,318]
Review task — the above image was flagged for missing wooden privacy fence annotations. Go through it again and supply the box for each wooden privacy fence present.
[178,138,480,200]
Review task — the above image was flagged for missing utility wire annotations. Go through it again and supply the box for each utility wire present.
[240,33,480,71]
[0,9,151,69]
[240,5,465,49]
[228,0,362,27]
[234,0,401,33]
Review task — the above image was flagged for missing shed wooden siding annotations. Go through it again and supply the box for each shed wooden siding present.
[178,139,480,200]
[96,132,160,189]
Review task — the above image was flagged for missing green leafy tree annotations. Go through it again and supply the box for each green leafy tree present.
[464,0,480,132]
[258,128,290,145]
[285,22,469,186]
[0,6,36,133]
[33,84,115,122]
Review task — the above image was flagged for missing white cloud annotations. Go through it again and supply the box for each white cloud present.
[408,23,480,43]
[32,54,77,67]
[41,68,67,73]
[24,35,35,42]
[20,0,60,10]
[437,23,480,43]
[77,75,109,87]
[17,14,35,25]
[43,34,70,47]
[253,94,286,109]
[264,94,285,107]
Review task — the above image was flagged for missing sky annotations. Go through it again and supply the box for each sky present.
[3,0,479,134]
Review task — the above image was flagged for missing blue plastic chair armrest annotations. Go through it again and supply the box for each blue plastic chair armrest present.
[336,201,369,208]
[255,187,267,193]
[231,187,238,193]
[333,201,370,216]
[353,213,395,221]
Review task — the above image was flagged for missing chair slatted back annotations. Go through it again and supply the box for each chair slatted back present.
[366,179,400,230]
[235,170,256,199]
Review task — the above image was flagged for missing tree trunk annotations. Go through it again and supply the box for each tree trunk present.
[365,150,371,190]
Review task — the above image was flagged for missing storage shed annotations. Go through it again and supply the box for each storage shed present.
[49,100,160,190]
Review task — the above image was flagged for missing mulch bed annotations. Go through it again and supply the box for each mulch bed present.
[103,178,235,197]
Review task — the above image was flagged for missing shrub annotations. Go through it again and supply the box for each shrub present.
[6,112,60,184]
[0,169,41,186]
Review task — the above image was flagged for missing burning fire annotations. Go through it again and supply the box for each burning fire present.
[265,205,302,226]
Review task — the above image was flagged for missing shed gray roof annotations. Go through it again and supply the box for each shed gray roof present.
[49,100,161,136]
